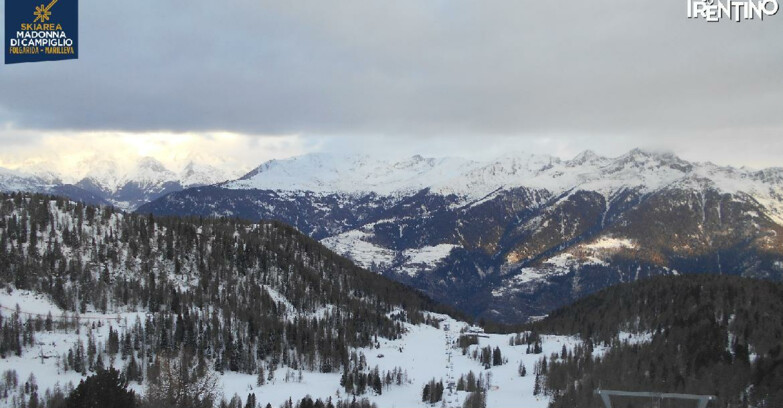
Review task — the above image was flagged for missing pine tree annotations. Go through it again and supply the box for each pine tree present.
[256,366,265,386]
[244,393,256,408]
[533,373,541,396]
[65,368,136,408]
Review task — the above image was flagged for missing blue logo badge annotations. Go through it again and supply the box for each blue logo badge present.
[5,0,78,64]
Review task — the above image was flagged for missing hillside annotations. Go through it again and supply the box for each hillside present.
[527,275,783,408]
[2,192,780,407]
[0,192,578,408]
[0,192,428,406]
[0,157,241,211]
[138,150,783,322]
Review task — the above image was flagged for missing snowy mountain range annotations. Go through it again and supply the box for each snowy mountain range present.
[0,157,240,210]
[139,149,783,322]
[2,192,780,408]
[223,149,783,224]
[3,148,782,322]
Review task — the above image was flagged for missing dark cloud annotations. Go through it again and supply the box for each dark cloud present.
[0,0,781,162]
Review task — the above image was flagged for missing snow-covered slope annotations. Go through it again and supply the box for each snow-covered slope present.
[226,153,480,196]
[125,157,179,190]
[0,192,586,408]
[74,157,126,193]
[1,157,239,210]
[0,289,578,408]
[0,167,110,205]
[225,149,783,216]
[180,161,235,187]
[0,167,54,192]
[14,163,63,185]
[142,149,783,323]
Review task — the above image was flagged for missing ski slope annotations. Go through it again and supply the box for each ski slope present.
[0,290,580,408]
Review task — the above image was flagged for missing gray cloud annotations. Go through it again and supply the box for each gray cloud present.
[0,0,781,166]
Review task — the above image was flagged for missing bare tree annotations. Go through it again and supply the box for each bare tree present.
[144,352,219,408]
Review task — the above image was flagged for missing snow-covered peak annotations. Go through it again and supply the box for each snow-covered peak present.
[127,156,178,188]
[567,150,606,167]
[0,166,52,191]
[15,162,62,185]
[609,148,692,173]
[77,157,178,193]
[78,158,124,192]
[136,156,169,173]
[751,167,783,185]
[223,149,783,213]
[180,161,234,187]
[227,153,479,195]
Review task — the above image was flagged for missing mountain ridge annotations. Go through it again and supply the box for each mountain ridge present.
[139,148,783,323]
[0,157,242,210]
[220,149,783,223]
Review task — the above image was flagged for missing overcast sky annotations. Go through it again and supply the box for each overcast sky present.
[1,0,781,175]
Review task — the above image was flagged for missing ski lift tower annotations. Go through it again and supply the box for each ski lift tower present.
[595,390,716,408]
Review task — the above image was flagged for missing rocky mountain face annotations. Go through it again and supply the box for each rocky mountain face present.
[138,149,783,323]
[0,157,239,210]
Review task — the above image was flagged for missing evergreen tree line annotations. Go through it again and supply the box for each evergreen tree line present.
[340,363,408,396]
[455,371,485,393]
[455,371,487,408]
[457,334,478,353]
[467,345,505,368]
[507,331,543,354]
[524,274,783,407]
[421,378,443,404]
[24,365,380,408]
[0,192,463,407]
[282,396,377,408]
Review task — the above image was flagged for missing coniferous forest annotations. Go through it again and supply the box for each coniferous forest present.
[3,192,783,408]
[525,275,783,408]
[0,192,455,407]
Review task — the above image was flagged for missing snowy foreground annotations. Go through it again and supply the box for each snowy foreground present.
[0,290,581,408]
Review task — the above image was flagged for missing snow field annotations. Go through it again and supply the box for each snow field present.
[0,292,582,408]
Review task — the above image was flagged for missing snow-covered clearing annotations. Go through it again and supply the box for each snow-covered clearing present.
[583,237,636,250]
[0,291,581,408]
[321,230,396,270]
[217,313,580,408]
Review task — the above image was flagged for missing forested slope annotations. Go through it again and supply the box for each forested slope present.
[0,192,447,386]
[527,275,783,408]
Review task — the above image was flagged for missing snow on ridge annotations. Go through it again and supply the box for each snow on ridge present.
[400,244,459,277]
[321,229,460,277]
[225,153,481,196]
[0,166,60,192]
[583,237,636,250]
[76,158,125,192]
[404,244,458,265]
[180,161,235,187]
[493,236,638,298]
[221,150,783,218]
[321,229,397,270]
[126,156,179,188]
[2,156,234,195]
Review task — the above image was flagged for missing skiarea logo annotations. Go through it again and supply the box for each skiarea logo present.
[687,0,779,21]
[4,0,78,64]
[34,0,59,23]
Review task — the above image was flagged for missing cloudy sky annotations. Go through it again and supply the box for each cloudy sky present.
[1,0,781,176]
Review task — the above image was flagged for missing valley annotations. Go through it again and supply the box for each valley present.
[136,150,783,322]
